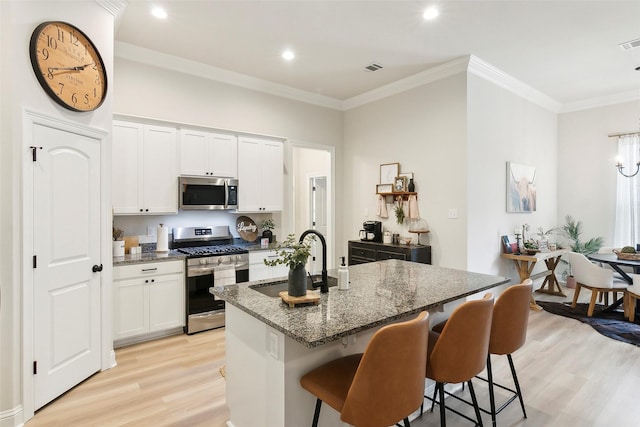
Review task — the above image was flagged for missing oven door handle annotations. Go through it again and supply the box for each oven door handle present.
[187,266,218,277]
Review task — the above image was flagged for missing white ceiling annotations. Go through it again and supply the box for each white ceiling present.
[115,1,640,111]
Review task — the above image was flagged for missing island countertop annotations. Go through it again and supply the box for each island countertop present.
[210,259,509,348]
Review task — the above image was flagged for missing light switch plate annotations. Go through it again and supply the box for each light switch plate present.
[447,208,458,219]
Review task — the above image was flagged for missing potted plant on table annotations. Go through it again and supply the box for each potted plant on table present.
[261,218,276,243]
[113,227,125,257]
[558,215,603,288]
[264,234,312,296]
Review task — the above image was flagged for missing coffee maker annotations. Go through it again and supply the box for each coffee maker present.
[360,221,382,242]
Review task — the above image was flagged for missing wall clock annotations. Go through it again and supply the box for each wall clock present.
[29,21,107,112]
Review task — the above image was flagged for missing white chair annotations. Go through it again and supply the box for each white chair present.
[570,252,628,317]
[596,247,624,305]
[624,275,640,322]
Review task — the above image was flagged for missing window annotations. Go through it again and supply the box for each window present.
[614,134,640,247]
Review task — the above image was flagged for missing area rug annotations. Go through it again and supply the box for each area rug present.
[536,301,640,347]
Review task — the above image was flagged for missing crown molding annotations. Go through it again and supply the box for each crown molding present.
[467,55,562,113]
[560,89,640,113]
[96,0,127,17]
[114,42,344,111]
[342,56,470,110]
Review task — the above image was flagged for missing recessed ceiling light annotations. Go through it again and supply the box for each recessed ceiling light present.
[151,7,168,19]
[423,6,439,20]
[282,50,295,61]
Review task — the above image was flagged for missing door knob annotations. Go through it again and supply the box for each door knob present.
[92,264,103,272]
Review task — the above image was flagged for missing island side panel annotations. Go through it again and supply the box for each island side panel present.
[225,305,284,427]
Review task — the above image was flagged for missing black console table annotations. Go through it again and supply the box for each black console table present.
[348,240,431,265]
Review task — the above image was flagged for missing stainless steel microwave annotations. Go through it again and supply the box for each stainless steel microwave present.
[179,176,238,210]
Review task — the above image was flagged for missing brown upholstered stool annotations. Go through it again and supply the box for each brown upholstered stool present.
[431,281,532,426]
[424,294,494,427]
[300,311,429,427]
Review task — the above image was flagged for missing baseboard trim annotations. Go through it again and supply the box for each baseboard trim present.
[0,405,24,427]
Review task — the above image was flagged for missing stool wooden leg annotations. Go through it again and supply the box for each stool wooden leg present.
[630,295,637,323]
[587,290,598,317]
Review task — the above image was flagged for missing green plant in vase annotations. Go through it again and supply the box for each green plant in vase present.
[394,197,405,225]
[261,218,276,243]
[264,234,313,296]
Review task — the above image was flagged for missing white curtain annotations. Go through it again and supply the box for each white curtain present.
[614,134,640,247]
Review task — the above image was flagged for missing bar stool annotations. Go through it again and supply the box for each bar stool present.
[431,281,532,426]
[300,311,429,427]
[425,294,494,426]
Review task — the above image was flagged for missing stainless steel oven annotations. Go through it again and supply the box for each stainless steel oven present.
[173,226,249,334]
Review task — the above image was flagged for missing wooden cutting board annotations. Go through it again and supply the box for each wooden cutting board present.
[124,236,139,254]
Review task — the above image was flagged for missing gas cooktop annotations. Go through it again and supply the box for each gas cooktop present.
[177,245,248,257]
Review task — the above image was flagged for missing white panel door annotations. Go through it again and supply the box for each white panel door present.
[32,123,102,410]
[209,134,237,178]
[261,141,284,212]
[142,125,178,213]
[238,137,262,212]
[179,128,208,176]
[112,121,143,214]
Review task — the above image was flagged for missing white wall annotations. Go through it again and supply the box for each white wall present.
[0,2,114,425]
[467,73,558,281]
[112,58,344,248]
[343,73,468,268]
[558,101,638,247]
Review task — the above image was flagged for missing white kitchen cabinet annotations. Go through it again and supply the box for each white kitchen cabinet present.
[179,128,237,178]
[249,251,288,281]
[112,120,178,214]
[237,137,284,212]
[113,260,185,345]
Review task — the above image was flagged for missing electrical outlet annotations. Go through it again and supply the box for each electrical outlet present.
[147,226,156,236]
[269,332,279,359]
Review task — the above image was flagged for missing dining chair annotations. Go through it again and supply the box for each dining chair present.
[300,311,429,427]
[623,274,640,322]
[425,294,494,426]
[570,252,628,317]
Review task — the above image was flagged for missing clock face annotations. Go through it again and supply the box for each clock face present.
[29,21,107,112]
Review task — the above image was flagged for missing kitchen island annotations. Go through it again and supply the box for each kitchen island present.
[211,259,509,427]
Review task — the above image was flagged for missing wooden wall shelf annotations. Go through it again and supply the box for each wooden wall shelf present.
[376,191,417,200]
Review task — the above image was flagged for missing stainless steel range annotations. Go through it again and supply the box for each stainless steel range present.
[172,226,249,334]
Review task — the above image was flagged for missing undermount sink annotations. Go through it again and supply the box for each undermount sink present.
[250,275,338,297]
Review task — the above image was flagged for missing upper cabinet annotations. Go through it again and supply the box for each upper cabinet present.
[112,120,178,215]
[179,129,237,178]
[237,136,284,212]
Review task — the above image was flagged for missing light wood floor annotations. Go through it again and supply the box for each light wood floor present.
[27,285,640,426]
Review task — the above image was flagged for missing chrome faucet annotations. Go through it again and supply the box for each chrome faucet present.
[299,229,328,293]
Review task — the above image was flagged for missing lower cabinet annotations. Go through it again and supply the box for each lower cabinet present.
[249,250,288,281]
[113,260,185,346]
[348,240,431,265]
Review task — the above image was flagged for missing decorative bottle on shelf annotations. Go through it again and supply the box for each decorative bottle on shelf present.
[408,178,415,192]
[338,257,349,290]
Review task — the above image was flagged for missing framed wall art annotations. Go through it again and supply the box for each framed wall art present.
[380,163,399,185]
[376,184,393,193]
[394,176,407,192]
[507,162,537,212]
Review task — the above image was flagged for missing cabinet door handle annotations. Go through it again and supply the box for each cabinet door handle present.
[92,264,103,272]
[141,267,158,272]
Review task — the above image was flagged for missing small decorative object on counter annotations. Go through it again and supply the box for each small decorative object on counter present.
[338,257,349,290]
[261,218,275,243]
[156,223,169,252]
[383,231,392,244]
[113,227,125,257]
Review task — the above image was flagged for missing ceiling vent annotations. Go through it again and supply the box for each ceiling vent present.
[619,38,640,50]
[364,63,383,72]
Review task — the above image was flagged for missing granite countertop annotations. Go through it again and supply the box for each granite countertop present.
[210,259,509,348]
[113,250,186,266]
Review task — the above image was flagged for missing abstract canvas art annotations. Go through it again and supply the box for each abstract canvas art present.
[507,162,537,212]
